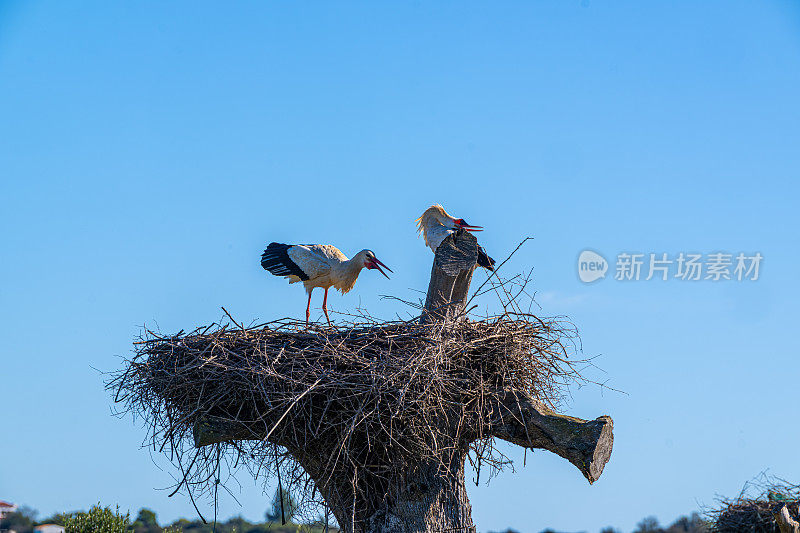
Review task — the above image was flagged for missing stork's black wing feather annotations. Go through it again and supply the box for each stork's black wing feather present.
[477,245,495,271]
[261,243,310,281]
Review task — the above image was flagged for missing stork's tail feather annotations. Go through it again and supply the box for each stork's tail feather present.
[477,245,495,271]
[261,242,310,281]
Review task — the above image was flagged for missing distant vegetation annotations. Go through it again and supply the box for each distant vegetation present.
[0,489,331,533]
[1,505,708,533]
[598,512,709,532]
[486,513,709,533]
[0,482,736,533]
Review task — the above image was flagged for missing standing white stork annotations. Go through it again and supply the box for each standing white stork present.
[261,243,392,326]
[415,204,496,270]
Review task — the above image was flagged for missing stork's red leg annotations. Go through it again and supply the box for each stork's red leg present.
[322,287,331,326]
[305,291,312,327]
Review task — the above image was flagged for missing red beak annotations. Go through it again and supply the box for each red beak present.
[457,219,483,232]
[369,257,392,279]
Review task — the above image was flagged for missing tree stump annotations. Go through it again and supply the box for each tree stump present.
[421,229,479,323]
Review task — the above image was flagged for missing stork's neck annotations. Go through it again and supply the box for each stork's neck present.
[332,255,366,294]
[420,212,454,251]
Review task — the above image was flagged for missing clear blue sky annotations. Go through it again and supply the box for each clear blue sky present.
[1,1,799,531]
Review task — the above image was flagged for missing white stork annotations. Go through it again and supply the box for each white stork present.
[415,204,496,270]
[261,243,391,326]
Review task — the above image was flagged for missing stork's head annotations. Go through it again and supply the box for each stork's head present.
[360,250,392,279]
[416,204,483,232]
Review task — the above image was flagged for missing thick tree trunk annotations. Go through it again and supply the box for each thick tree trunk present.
[293,450,474,533]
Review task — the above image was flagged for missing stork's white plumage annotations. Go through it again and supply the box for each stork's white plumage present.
[415,204,496,270]
[261,243,391,325]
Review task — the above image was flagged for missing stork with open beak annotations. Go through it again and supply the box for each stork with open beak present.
[261,243,391,326]
[415,204,496,270]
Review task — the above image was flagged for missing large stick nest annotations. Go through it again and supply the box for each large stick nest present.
[709,474,800,532]
[109,285,588,521]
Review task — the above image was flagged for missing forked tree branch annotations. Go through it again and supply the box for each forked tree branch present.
[193,393,613,486]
